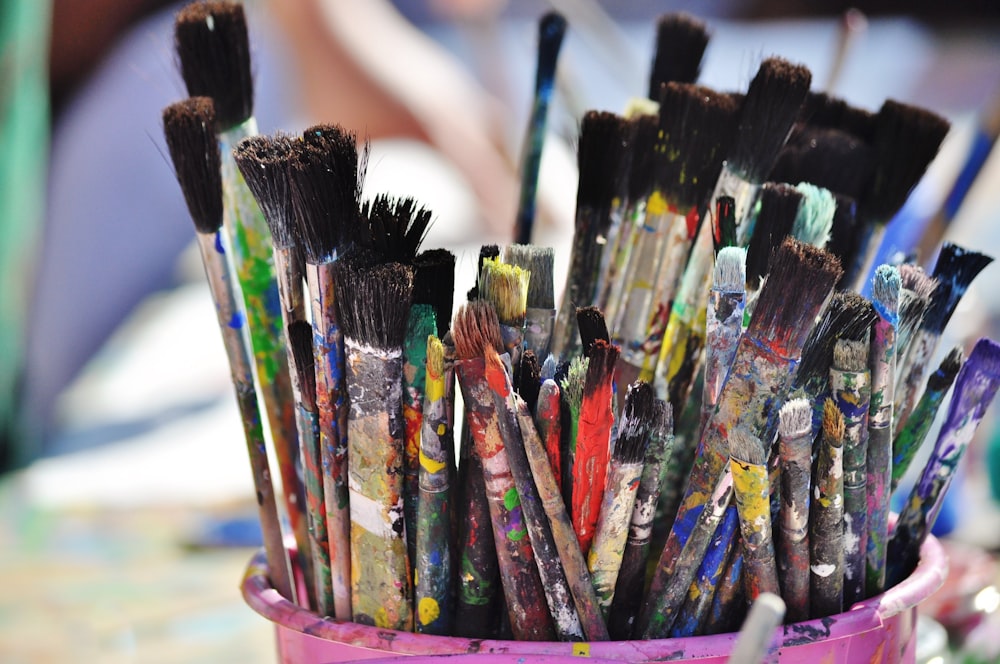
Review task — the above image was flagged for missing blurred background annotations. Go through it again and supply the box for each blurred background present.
[2,0,1000,661]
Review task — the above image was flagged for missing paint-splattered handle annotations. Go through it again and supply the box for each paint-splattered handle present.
[732,457,780,599]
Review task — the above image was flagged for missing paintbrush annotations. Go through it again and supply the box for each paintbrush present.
[829,337,870,608]
[452,301,556,640]
[728,593,786,664]
[865,265,900,597]
[810,399,846,618]
[705,542,746,635]
[413,249,456,340]
[576,306,610,356]
[361,194,432,263]
[730,426,780,600]
[770,126,874,203]
[887,338,1000,588]
[847,100,950,289]
[587,382,655,616]
[480,256,530,374]
[512,392,609,641]
[647,12,709,98]
[607,399,673,639]
[895,243,992,430]
[335,258,415,630]
[826,194,862,287]
[640,238,841,637]
[700,246,746,436]
[892,347,963,493]
[486,348,585,641]
[714,57,812,243]
[287,124,360,621]
[175,1,305,576]
[162,97,294,603]
[894,264,936,369]
[504,244,555,359]
[514,11,568,245]
[467,244,501,301]
[536,378,563,495]
[776,397,813,622]
[558,355,587,519]
[744,183,803,295]
[800,91,876,142]
[414,335,454,634]
[712,195,738,255]
[552,111,629,359]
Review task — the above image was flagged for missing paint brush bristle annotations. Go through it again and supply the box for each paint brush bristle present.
[234,133,296,248]
[714,247,746,293]
[517,350,542,413]
[615,382,657,464]
[479,257,530,326]
[729,425,766,466]
[576,306,610,355]
[467,244,501,300]
[862,100,950,223]
[871,265,901,325]
[585,339,620,389]
[826,194,860,278]
[362,194,433,263]
[334,259,415,350]
[792,183,835,248]
[541,354,558,381]
[833,337,870,373]
[778,398,813,440]
[822,397,846,446]
[452,301,504,360]
[648,12,709,97]
[288,320,317,409]
[560,356,588,414]
[412,248,456,338]
[288,125,359,263]
[923,243,993,335]
[728,57,812,182]
[745,183,802,290]
[505,245,555,310]
[162,97,223,234]
[174,0,253,131]
[577,111,630,218]
[795,292,877,391]
[770,126,874,200]
[929,346,964,392]
[626,115,659,205]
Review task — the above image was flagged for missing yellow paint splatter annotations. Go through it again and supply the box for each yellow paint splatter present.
[647,191,668,216]
[572,643,591,657]
[374,606,390,628]
[420,450,447,474]
[418,597,440,626]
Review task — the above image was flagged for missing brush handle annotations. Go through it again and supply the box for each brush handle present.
[777,426,812,623]
[195,231,295,604]
[810,429,844,618]
[601,202,645,328]
[553,206,606,359]
[894,329,939,447]
[865,318,896,598]
[306,263,352,621]
[572,375,615,556]
[535,380,562,495]
[587,461,643,616]
[891,381,950,493]
[732,456,780,600]
[705,547,746,635]
[701,288,745,435]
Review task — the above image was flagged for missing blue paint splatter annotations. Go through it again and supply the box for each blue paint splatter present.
[228,311,245,329]
[215,232,226,254]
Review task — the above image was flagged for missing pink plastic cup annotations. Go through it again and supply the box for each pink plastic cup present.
[241,534,946,663]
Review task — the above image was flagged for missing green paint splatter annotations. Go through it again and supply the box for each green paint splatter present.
[503,487,521,511]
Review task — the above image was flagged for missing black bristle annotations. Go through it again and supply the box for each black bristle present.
[728,57,812,182]
[927,346,963,392]
[583,339,620,398]
[287,125,359,264]
[745,182,802,290]
[174,1,253,130]
[795,291,878,394]
[648,12,710,98]
[615,381,657,464]
[517,350,542,414]
[576,111,630,215]
[361,194,433,263]
[749,238,842,354]
[800,92,876,142]
[861,100,950,223]
[413,249,456,338]
[827,194,861,285]
[234,133,296,248]
[162,97,223,235]
[333,259,415,350]
[576,306,610,355]
[626,114,659,204]
[713,195,737,253]
[467,244,501,301]
[452,300,504,360]
[504,244,555,310]
[770,126,874,200]
[287,320,317,410]
[923,243,993,334]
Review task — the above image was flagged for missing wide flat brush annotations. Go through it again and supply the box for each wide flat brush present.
[769,125,874,203]
[480,257,530,374]
[162,97,294,603]
[647,12,709,98]
[176,0,304,573]
[412,248,456,340]
[514,12,568,245]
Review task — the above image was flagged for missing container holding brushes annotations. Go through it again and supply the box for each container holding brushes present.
[158,2,998,663]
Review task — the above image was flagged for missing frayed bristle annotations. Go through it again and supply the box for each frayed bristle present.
[821,397,846,447]
[770,126,874,200]
[657,83,740,209]
[871,265,901,325]
[174,1,253,130]
[728,57,812,182]
[862,100,950,223]
[162,97,223,235]
[234,133,296,248]
[833,337,870,373]
[745,183,802,289]
[452,300,504,360]
[517,350,542,413]
[796,291,877,391]
[792,182,835,248]
[560,356,589,412]
[778,397,813,439]
[504,244,555,309]
[714,247,747,293]
[288,125,359,263]
[924,243,994,334]
[413,249,456,338]
[577,111,630,215]
[927,346,963,392]
[729,425,766,465]
[576,306,610,354]
[648,12,710,98]
[479,257,530,326]
[615,382,657,464]
[627,114,659,203]
[334,259,414,350]
[900,264,937,302]
[467,244,501,300]
[361,194,432,263]
[287,320,317,410]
